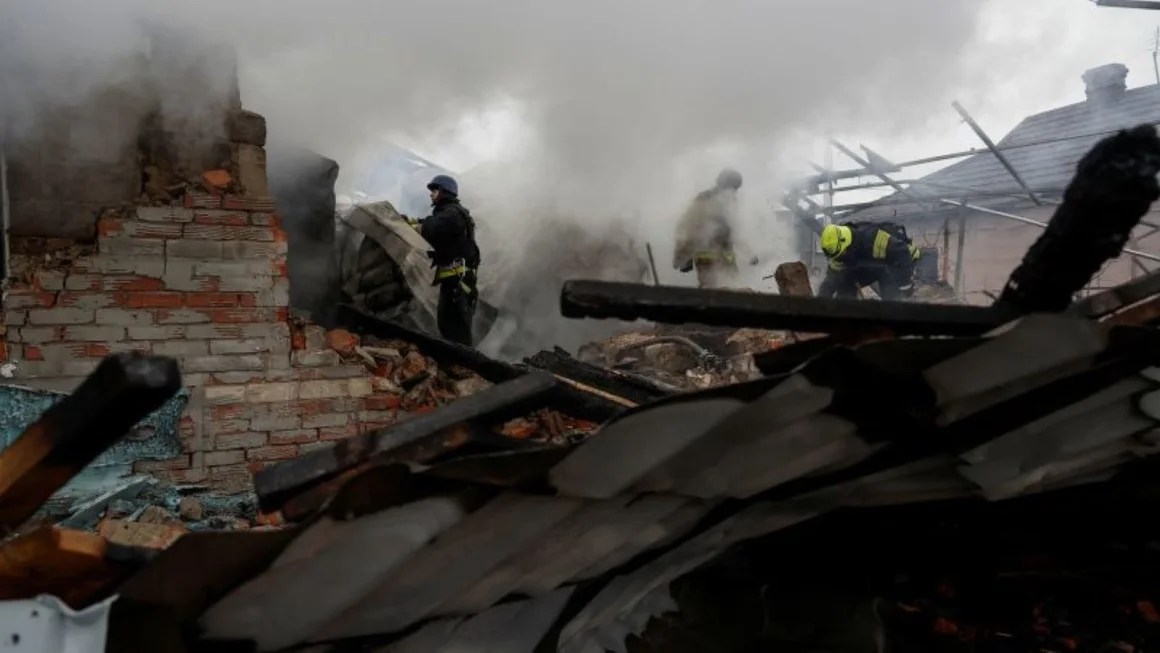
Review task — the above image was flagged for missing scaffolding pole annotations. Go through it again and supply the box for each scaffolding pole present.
[952,100,1041,206]
[940,199,1160,263]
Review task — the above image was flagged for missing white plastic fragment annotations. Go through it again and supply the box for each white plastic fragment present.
[0,594,116,653]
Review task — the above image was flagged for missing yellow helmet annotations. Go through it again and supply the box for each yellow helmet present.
[820,224,852,258]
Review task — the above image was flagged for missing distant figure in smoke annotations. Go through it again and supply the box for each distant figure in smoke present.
[817,222,920,300]
[673,168,746,288]
[413,175,481,345]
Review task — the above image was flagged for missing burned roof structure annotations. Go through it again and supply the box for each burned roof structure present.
[851,64,1160,222]
[7,124,1160,651]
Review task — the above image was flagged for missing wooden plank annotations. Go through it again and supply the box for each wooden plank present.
[0,527,126,607]
[0,353,182,533]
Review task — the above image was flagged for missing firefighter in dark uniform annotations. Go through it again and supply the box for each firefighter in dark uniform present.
[417,175,480,345]
[673,168,744,288]
[817,222,921,300]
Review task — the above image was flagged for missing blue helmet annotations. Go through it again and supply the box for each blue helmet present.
[427,174,459,197]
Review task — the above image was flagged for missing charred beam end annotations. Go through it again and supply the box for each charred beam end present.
[0,353,182,532]
[252,370,559,512]
[999,124,1160,314]
[560,280,1012,336]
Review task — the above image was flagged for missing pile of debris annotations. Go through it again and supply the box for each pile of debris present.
[289,319,598,444]
[575,325,781,390]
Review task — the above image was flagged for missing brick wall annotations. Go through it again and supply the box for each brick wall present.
[0,195,397,493]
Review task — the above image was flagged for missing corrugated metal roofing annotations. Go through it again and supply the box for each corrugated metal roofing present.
[853,84,1160,220]
[137,314,1160,652]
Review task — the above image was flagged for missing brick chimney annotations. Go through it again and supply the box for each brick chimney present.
[1082,63,1129,106]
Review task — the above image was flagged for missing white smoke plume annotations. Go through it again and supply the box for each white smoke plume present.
[1,0,1030,354]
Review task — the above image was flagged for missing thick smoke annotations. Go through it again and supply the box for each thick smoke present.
[2,0,998,355]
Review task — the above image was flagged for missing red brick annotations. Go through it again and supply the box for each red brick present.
[364,394,402,411]
[210,308,275,323]
[215,432,268,450]
[98,217,125,236]
[207,463,253,493]
[127,222,184,239]
[185,193,222,209]
[186,293,241,308]
[4,291,57,309]
[119,292,184,309]
[268,429,319,445]
[184,224,273,241]
[194,211,248,226]
[319,424,360,441]
[237,294,258,308]
[86,343,111,358]
[23,345,43,361]
[276,307,289,322]
[222,196,277,212]
[250,212,278,227]
[273,227,288,244]
[274,260,288,278]
[247,445,300,461]
[133,456,192,472]
[211,404,252,420]
[57,292,116,309]
[104,276,165,292]
[205,450,246,466]
[154,468,210,485]
[0,342,8,362]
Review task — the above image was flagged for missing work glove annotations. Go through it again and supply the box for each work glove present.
[402,215,421,230]
[678,260,694,273]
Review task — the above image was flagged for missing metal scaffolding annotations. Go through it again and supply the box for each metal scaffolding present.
[786,108,1160,300]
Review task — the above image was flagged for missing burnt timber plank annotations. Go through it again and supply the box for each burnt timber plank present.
[336,304,625,421]
[252,371,559,512]
[560,280,1012,336]
[0,353,182,534]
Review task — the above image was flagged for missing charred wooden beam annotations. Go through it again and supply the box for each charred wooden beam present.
[0,353,181,534]
[997,125,1160,313]
[336,303,625,421]
[252,371,559,512]
[525,348,675,404]
[560,280,1012,336]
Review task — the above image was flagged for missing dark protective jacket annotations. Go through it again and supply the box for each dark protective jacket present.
[420,196,481,277]
[818,221,919,299]
[828,221,915,271]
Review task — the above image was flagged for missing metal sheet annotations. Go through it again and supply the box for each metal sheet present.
[201,497,466,651]
[315,493,584,641]
[549,398,744,499]
[389,588,574,653]
[0,594,116,653]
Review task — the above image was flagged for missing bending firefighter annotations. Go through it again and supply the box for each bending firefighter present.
[416,175,481,345]
[817,222,921,300]
[673,168,744,288]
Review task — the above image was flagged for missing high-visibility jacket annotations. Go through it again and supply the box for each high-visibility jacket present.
[827,221,919,271]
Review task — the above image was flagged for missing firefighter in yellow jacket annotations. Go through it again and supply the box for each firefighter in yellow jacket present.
[818,221,921,300]
[673,169,744,288]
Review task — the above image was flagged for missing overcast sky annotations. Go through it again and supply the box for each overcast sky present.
[394,0,1159,182]
[2,0,1157,273]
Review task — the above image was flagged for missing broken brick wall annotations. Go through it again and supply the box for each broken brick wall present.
[3,29,249,241]
[1,191,400,493]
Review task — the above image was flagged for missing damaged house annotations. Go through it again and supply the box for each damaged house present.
[11,26,1160,653]
[795,63,1160,302]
